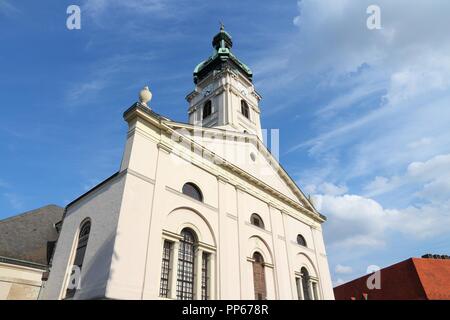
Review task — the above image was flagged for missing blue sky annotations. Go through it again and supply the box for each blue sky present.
[1,0,449,286]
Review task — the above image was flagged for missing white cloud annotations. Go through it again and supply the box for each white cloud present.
[305,182,348,197]
[335,264,353,274]
[392,201,450,239]
[364,154,450,199]
[315,192,450,249]
[314,194,390,249]
[419,179,450,203]
[319,182,348,196]
[313,155,450,248]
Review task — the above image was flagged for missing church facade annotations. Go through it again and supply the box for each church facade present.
[40,27,334,300]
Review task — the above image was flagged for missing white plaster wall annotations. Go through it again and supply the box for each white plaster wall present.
[0,263,43,300]
[39,174,126,300]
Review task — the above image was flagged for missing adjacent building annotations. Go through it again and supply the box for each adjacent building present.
[334,255,450,300]
[0,205,63,300]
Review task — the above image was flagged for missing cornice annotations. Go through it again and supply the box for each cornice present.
[157,142,172,154]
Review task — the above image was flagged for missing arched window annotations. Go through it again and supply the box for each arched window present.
[241,100,250,119]
[177,228,197,300]
[297,234,307,247]
[301,267,312,300]
[203,100,212,119]
[250,213,264,229]
[252,252,266,300]
[182,182,203,202]
[65,220,91,299]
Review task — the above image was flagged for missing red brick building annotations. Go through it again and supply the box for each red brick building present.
[334,256,450,300]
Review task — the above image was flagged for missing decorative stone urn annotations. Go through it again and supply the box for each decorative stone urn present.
[139,86,152,108]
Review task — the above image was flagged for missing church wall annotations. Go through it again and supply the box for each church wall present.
[105,172,155,299]
[120,119,160,180]
[113,116,333,300]
[163,156,219,209]
[217,179,241,299]
[43,109,333,300]
[312,227,335,299]
[141,147,220,300]
[39,174,126,300]
[106,135,223,299]
[106,120,161,299]
[268,206,296,299]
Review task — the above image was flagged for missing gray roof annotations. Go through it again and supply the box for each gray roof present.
[0,204,64,266]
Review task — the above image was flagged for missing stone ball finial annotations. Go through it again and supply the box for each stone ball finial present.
[139,85,152,108]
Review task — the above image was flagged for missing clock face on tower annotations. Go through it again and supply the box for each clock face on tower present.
[201,84,213,97]
[236,82,248,96]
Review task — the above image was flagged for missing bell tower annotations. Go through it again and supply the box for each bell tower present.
[186,25,263,140]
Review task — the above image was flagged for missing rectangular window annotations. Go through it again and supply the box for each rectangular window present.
[201,252,209,300]
[159,240,173,297]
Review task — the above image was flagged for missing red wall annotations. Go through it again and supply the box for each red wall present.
[334,259,427,300]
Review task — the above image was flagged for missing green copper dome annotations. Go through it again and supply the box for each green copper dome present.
[193,25,253,84]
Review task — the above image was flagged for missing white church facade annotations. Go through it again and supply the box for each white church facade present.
[40,27,334,300]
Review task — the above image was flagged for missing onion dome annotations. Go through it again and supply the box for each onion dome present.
[193,24,253,84]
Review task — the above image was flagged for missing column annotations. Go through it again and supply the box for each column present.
[195,248,204,300]
[297,276,304,300]
[170,241,180,299]
[307,279,314,300]
[209,253,216,300]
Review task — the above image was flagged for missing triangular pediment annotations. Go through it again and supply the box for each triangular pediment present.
[163,121,318,214]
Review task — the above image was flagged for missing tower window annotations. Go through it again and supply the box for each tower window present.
[241,100,250,119]
[203,100,212,119]
[250,213,264,229]
[182,182,203,202]
[297,234,307,247]
[252,252,267,300]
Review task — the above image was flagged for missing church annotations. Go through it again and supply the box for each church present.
[39,26,334,300]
